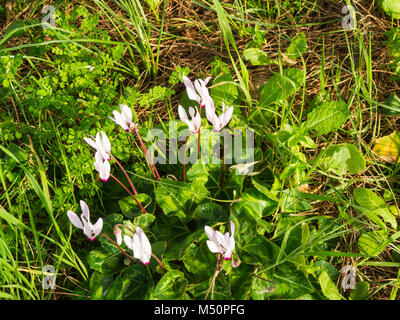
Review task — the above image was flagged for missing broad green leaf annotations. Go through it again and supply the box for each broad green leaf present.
[210,73,240,106]
[188,275,231,300]
[155,178,208,219]
[240,236,280,266]
[229,263,253,299]
[286,33,308,59]
[122,265,153,299]
[118,194,152,219]
[99,213,124,253]
[252,262,313,299]
[152,215,198,260]
[151,270,188,300]
[242,48,277,66]
[134,213,155,229]
[258,68,304,107]
[353,187,397,230]
[358,230,387,256]
[87,250,124,274]
[240,188,277,219]
[305,100,349,134]
[89,272,114,300]
[317,143,366,175]
[104,276,130,300]
[349,281,370,300]
[318,271,343,300]
[380,0,400,18]
[280,189,313,213]
[192,202,228,228]
[182,243,217,282]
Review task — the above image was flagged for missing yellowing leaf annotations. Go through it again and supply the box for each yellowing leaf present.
[372,131,400,162]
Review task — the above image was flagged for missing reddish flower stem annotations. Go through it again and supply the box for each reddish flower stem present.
[110,154,138,195]
[134,130,160,180]
[151,253,166,270]
[101,232,136,264]
[110,173,147,213]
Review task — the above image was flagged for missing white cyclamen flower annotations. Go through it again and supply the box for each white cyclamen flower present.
[124,227,152,265]
[183,75,212,108]
[94,151,110,182]
[67,200,103,241]
[84,131,111,161]
[205,102,234,132]
[109,104,134,132]
[204,221,235,260]
[178,105,201,134]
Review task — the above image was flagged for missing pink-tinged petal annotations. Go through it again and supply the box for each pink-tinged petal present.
[67,211,84,230]
[182,76,194,90]
[98,159,110,182]
[187,87,201,104]
[178,105,189,125]
[215,231,227,248]
[109,112,128,131]
[204,226,218,244]
[194,79,203,97]
[120,104,133,124]
[136,227,152,264]
[124,235,134,251]
[83,223,93,240]
[83,137,98,150]
[80,200,90,223]
[100,131,111,154]
[91,218,103,239]
[192,107,201,133]
[206,240,222,254]
[132,233,144,262]
[220,106,234,129]
[197,79,210,101]
[83,220,102,241]
[223,237,235,260]
[205,106,218,128]
[230,221,235,237]
[183,76,201,103]
[188,107,195,119]
[203,76,211,86]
